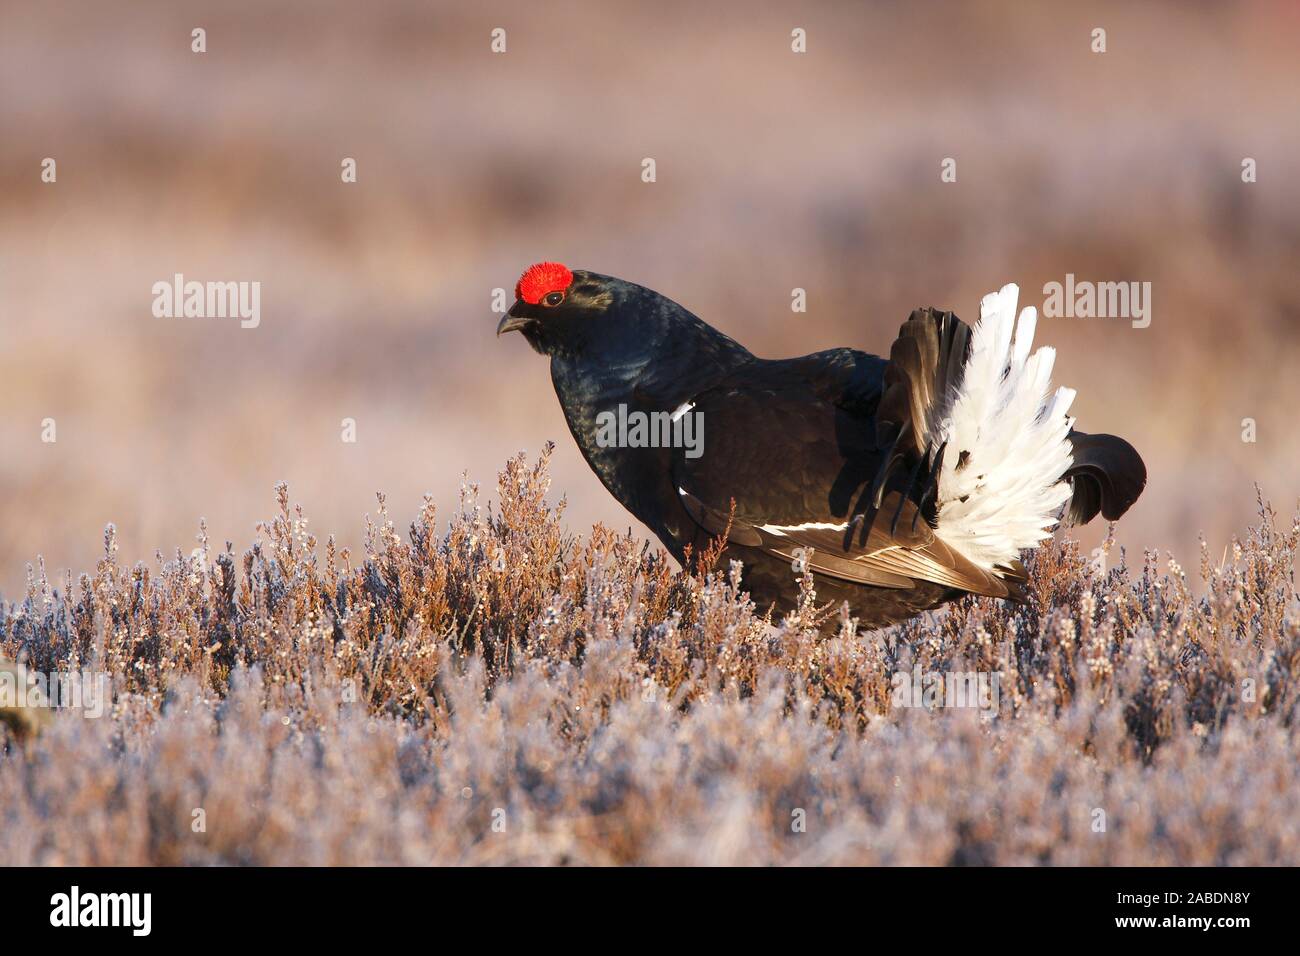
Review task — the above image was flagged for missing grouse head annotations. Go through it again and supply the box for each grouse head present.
[496,262,624,357]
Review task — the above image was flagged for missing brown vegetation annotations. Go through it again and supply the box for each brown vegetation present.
[2,449,1297,865]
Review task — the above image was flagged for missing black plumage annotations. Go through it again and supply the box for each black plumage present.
[498,265,1146,628]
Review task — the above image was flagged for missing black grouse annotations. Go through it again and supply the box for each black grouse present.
[498,262,1146,627]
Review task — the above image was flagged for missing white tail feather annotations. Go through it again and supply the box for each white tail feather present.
[932,284,1075,570]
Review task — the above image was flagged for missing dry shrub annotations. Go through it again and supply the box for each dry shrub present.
[1,453,1297,865]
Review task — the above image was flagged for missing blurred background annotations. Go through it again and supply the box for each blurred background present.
[2,0,1298,596]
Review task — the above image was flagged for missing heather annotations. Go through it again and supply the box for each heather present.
[2,448,1297,865]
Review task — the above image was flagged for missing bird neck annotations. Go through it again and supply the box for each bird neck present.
[546,305,750,538]
[552,305,750,411]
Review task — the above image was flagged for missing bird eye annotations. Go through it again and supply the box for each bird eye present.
[543,291,565,307]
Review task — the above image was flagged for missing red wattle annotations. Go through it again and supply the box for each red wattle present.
[516,262,573,304]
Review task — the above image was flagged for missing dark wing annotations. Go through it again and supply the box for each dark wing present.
[671,356,1024,599]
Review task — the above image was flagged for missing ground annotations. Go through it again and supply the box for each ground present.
[1,448,1297,865]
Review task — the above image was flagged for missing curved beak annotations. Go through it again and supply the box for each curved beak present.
[496,313,532,336]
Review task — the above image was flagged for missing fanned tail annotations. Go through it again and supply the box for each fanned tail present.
[871,283,1146,587]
